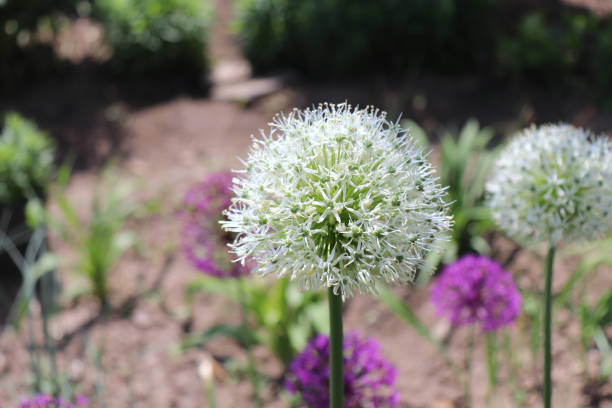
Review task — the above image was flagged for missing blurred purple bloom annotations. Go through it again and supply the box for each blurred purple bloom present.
[430,254,522,332]
[18,394,88,408]
[285,332,400,408]
[72,397,88,406]
[181,172,251,278]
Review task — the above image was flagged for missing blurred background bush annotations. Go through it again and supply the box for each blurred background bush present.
[0,0,80,86]
[234,0,498,76]
[2,0,612,97]
[234,0,612,99]
[94,0,212,76]
[0,0,212,87]
[0,113,55,325]
[0,113,55,205]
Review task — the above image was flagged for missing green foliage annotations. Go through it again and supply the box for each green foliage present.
[0,223,59,327]
[496,11,595,79]
[558,237,612,380]
[0,113,55,204]
[556,236,612,309]
[592,24,612,103]
[94,0,212,76]
[485,332,498,391]
[405,119,496,272]
[46,165,137,306]
[438,119,497,260]
[234,0,612,100]
[377,287,435,345]
[581,289,612,380]
[234,0,498,76]
[521,291,542,366]
[495,8,612,100]
[0,0,79,85]
[183,276,328,367]
[233,0,288,73]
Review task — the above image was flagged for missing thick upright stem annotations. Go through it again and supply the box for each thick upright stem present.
[328,287,344,408]
[543,246,556,408]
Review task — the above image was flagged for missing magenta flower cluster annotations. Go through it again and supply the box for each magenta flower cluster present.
[18,395,88,408]
[181,172,251,278]
[285,332,400,407]
[430,254,522,332]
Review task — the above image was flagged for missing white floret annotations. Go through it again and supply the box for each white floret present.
[486,124,612,245]
[222,103,453,299]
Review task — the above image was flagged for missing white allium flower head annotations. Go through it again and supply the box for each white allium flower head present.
[221,103,452,299]
[486,123,612,245]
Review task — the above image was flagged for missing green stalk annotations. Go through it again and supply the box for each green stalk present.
[464,326,474,408]
[27,304,42,392]
[543,246,556,408]
[41,271,59,391]
[328,287,344,408]
[485,332,498,396]
[236,278,262,408]
[203,378,217,408]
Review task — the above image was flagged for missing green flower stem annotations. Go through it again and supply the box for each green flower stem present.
[236,278,262,408]
[464,326,474,408]
[543,246,556,408]
[203,378,216,408]
[41,270,59,390]
[328,287,344,408]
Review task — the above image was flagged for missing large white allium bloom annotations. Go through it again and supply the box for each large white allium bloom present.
[221,103,452,299]
[486,124,612,245]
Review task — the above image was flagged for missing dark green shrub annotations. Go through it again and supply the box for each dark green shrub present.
[0,0,80,86]
[496,11,595,79]
[234,0,289,73]
[95,0,212,76]
[235,0,498,77]
[0,113,55,205]
[0,113,55,324]
[592,24,612,103]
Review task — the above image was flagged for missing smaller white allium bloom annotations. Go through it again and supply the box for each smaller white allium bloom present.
[486,124,612,245]
[221,103,452,299]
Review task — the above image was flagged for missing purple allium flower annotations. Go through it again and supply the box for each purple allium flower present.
[181,172,251,278]
[285,332,400,408]
[430,254,522,332]
[18,394,88,408]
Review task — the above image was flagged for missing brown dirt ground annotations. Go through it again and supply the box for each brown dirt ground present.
[1,0,612,407]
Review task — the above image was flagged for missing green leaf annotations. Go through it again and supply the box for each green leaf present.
[288,322,311,353]
[31,252,60,280]
[303,301,329,334]
[186,276,328,367]
[185,276,240,303]
[377,287,435,344]
[56,160,73,189]
[10,252,59,328]
[25,198,46,228]
[593,326,612,380]
[401,120,429,150]
[486,332,498,391]
[556,253,612,308]
[173,324,255,356]
[54,192,82,234]
[522,291,541,360]
[593,289,612,328]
